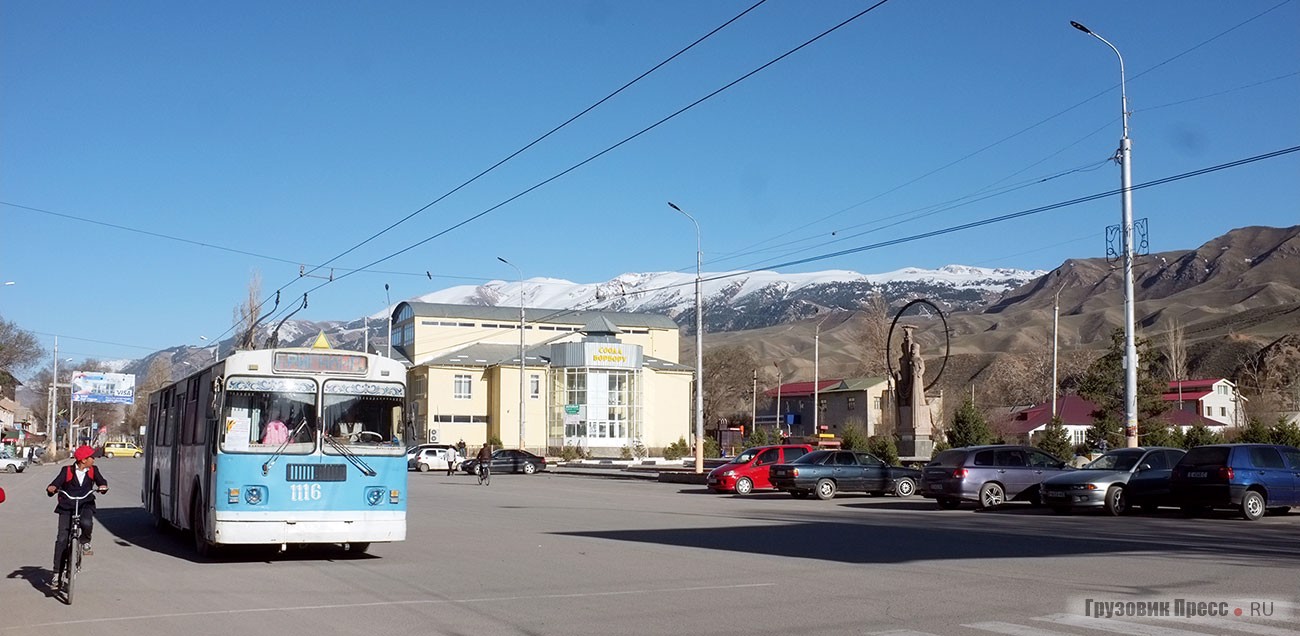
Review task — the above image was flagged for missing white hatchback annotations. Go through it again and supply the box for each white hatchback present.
[411,446,459,472]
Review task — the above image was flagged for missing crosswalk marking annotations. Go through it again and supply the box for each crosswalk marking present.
[965,621,1079,636]
[1162,616,1300,636]
[1034,613,1219,636]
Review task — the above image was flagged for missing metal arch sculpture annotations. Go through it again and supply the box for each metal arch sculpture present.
[885,298,950,392]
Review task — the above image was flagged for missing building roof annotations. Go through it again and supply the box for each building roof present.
[1165,378,1227,392]
[823,376,889,393]
[1157,409,1224,428]
[1162,390,1212,402]
[765,379,845,398]
[398,302,679,330]
[999,394,1099,437]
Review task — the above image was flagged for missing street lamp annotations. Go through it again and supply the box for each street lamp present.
[497,257,526,452]
[1072,20,1139,447]
[667,201,705,474]
[773,361,783,436]
[199,336,219,363]
[1051,282,1064,420]
[384,284,392,358]
[813,310,834,439]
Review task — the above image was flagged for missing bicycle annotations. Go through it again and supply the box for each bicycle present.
[54,490,100,604]
[476,462,491,486]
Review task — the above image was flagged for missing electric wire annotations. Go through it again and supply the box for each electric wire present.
[717,0,1296,267]
[239,0,777,343]
[219,0,895,347]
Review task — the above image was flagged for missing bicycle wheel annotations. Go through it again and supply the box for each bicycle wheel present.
[483,469,490,486]
[477,467,486,485]
[63,546,77,604]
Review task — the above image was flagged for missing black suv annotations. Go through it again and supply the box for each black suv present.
[922,445,1070,509]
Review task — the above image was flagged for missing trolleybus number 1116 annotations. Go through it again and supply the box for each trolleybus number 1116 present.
[289,483,323,501]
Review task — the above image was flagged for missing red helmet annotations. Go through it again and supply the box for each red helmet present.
[74,445,96,461]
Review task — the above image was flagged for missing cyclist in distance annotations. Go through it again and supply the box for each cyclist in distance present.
[46,445,108,588]
[475,442,492,479]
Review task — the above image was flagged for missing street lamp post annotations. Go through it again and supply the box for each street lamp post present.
[694,222,704,469]
[498,257,526,452]
[1051,283,1064,419]
[813,311,834,439]
[667,202,705,473]
[199,336,219,363]
[384,284,393,358]
[773,361,783,435]
[1072,20,1139,448]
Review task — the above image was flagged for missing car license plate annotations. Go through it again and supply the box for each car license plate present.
[929,484,942,491]
[1046,491,1066,498]
[1188,471,1207,478]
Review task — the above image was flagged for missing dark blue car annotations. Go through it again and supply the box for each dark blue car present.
[1169,444,1300,521]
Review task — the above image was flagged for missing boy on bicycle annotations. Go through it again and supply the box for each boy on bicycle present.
[46,445,108,588]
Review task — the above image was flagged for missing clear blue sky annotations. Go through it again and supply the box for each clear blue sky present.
[2,1,1297,371]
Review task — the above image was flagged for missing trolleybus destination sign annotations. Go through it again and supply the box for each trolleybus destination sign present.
[273,352,369,375]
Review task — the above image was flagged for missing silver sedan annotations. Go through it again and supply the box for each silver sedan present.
[1039,447,1185,515]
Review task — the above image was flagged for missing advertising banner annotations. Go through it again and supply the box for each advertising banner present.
[72,371,136,404]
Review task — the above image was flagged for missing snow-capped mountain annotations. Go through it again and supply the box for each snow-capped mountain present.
[389,265,1045,334]
[125,265,1044,378]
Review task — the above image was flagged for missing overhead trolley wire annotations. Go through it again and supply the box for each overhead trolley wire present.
[208,0,778,345]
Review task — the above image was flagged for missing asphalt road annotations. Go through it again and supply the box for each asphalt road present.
[1,459,1297,636]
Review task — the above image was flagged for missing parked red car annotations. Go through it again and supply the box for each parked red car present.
[707,444,813,495]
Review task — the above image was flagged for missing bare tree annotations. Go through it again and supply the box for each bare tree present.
[123,357,174,439]
[850,293,891,377]
[0,315,44,376]
[702,345,761,431]
[1238,335,1300,419]
[1162,317,1188,382]
[235,271,263,349]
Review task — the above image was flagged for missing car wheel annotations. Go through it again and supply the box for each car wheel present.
[790,490,810,499]
[417,463,429,472]
[978,483,1005,509]
[734,477,754,496]
[134,452,142,458]
[523,462,537,475]
[1050,505,1071,515]
[894,478,916,498]
[4,465,14,473]
[1103,486,1128,516]
[345,542,371,554]
[815,479,837,500]
[1240,490,1266,521]
[936,497,961,510]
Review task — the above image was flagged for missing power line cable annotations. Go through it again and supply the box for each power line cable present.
[219,0,778,346]
[227,0,895,345]
[719,0,1296,264]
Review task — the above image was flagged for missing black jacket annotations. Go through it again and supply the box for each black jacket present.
[47,464,109,513]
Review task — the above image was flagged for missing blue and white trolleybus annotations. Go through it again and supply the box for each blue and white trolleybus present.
[142,346,407,555]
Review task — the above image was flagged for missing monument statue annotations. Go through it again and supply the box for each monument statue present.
[895,326,925,407]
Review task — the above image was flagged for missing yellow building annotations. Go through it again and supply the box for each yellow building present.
[392,302,693,456]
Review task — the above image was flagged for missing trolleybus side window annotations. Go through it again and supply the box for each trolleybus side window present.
[183,378,201,445]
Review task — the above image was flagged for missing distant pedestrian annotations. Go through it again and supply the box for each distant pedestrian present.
[456,439,467,457]
[445,447,459,476]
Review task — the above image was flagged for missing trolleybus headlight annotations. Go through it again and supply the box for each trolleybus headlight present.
[244,486,265,505]
[365,487,384,506]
